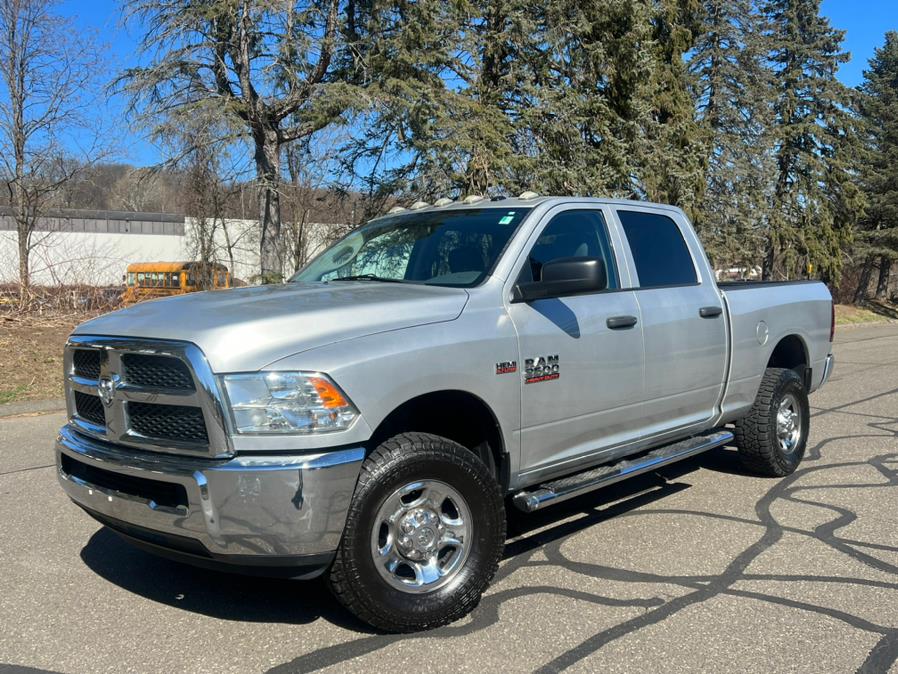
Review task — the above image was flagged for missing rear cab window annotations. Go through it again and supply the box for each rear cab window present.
[617,210,697,287]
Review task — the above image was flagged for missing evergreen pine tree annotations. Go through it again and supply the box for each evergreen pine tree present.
[763,0,861,282]
[513,0,656,196]
[854,31,898,302]
[641,0,707,221]
[342,1,529,202]
[688,0,772,273]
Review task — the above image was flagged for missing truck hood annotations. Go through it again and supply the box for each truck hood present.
[74,282,469,372]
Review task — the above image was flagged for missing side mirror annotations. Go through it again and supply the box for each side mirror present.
[512,256,607,302]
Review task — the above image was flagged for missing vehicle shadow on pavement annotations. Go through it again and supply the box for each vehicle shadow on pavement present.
[76,434,898,674]
[77,447,730,632]
[78,528,375,632]
[264,428,898,674]
[73,448,719,631]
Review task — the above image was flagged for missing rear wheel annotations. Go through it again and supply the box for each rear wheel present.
[734,367,810,476]
[329,432,505,632]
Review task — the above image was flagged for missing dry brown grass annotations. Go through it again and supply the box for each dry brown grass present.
[0,285,122,404]
[835,301,898,326]
[0,312,100,404]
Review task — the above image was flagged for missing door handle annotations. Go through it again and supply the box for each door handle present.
[607,315,638,330]
[699,306,723,318]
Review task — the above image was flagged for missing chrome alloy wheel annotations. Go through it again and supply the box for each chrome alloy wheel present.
[370,480,472,594]
[776,392,802,452]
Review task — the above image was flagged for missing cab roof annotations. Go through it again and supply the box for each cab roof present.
[369,196,685,221]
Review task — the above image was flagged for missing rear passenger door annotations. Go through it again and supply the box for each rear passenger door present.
[613,207,727,435]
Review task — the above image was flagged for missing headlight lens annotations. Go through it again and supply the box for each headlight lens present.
[221,372,359,434]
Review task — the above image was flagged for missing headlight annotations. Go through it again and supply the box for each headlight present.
[221,372,359,434]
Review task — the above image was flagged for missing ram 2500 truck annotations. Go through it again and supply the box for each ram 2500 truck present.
[56,196,835,632]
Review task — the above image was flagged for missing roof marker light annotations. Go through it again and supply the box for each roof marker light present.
[409,201,430,210]
[387,206,407,214]
[433,197,454,207]
[519,191,540,200]
[462,194,485,204]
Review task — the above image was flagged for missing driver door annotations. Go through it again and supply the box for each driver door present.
[507,206,645,478]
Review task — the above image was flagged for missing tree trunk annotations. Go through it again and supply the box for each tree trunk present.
[875,256,892,299]
[853,256,875,304]
[294,208,308,273]
[13,179,30,292]
[16,224,29,290]
[13,140,28,290]
[762,237,775,281]
[255,128,282,283]
[221,222,236,281]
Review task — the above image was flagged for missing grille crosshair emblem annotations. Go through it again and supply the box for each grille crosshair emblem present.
[97,377,116,407]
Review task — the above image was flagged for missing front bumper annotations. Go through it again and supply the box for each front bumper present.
[56,424,363,577]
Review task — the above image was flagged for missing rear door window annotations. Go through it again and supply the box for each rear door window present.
[617,210,697,287]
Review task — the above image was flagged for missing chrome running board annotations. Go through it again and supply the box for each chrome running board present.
[512,429,734,513]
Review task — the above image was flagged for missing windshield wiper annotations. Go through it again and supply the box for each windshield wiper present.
[329,274,405,283]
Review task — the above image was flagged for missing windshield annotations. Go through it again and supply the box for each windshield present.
[291,207,532,287]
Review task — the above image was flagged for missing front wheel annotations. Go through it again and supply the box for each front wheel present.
[329,432,505,632]
[734,367,810,476]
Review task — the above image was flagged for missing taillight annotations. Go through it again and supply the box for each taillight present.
[829,300,835,342]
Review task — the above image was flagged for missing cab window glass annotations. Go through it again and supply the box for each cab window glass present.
[519,209,618,288]
[618,210,697,287]
[293,208,531,288]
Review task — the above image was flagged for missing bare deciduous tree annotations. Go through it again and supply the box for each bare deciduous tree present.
[283,129,350,273]
[119,0,363,283]
[0,0,107,292]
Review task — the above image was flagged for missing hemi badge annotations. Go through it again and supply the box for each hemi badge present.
[496,361,517,375]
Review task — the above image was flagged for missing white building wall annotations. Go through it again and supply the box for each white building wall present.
[0,230,187,285]
[0,217,336,286]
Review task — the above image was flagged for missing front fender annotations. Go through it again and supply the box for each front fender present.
[264,305,521,464]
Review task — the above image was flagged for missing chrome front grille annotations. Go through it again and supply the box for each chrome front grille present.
[122,353,195,391]
[128,402,208,443]
[74,391,105,427]
[73,349,102,380]
[64,336,232,458]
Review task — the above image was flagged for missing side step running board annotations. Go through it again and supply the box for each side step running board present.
[512,429,734,513]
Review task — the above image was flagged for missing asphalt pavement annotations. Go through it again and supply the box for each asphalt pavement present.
[1,324,896,673]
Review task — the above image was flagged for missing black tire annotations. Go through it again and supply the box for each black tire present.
[734,367,810,476]
[329,432,506,632]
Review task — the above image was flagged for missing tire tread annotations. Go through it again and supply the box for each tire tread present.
[734,367,807,476]
[329,432,505,632]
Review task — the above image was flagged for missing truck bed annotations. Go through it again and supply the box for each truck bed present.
[717,279,833,424]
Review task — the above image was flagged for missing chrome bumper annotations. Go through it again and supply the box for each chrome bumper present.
[56,424,363,569]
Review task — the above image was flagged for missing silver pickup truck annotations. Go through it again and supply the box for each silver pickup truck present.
[56,196,835,632]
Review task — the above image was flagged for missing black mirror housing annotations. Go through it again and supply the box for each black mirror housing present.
[512,256,607,302]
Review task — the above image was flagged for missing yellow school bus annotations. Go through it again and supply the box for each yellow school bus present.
[122,261,231,305]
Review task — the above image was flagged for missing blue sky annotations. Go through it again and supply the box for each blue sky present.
[60,0,898,168]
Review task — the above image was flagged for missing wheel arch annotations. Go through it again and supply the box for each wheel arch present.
[367,389,508,488]
[767,334,810,388]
